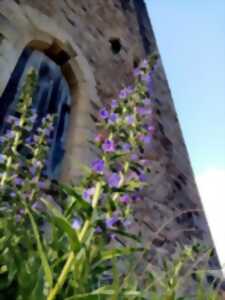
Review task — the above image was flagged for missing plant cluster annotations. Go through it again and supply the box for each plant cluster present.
[0,57,221,300]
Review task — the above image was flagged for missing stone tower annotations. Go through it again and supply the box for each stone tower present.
[0,0,219,271]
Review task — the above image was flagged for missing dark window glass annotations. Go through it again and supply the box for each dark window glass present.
[0,48,71,179]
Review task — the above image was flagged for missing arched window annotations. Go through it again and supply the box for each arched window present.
[0,47,71,179]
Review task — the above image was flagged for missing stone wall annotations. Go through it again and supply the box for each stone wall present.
[0,0,219,270]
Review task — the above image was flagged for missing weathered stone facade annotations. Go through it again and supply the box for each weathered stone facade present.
[0,0,219,272]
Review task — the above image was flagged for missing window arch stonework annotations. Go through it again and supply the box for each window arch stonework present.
[0,4,100,182]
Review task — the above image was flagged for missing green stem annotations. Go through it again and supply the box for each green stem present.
[47,182,102,300]
[47,252,74,300]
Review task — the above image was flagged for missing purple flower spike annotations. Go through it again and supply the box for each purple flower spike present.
[83,187,96,202]
[102,139,115,152]
[99,107,109,120]
[111,99,118,109]
[91,159,105,173]
[72,218,82,230]
[105,216,118,228]
[107,173,121,188]
[120,194,130,204]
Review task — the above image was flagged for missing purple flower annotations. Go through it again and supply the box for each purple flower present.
[95,226,103,233]
[99,107,109,119]
[125,115,135,125]
[6,115,19,125]
[118,86,133,99]
[133,68,142,77]
[91,159,105,173]
[105,216,118,228]
[120,194,130,204]
[122,143,131,152]
[33,160,42,168]
[140,59,148,69]
[102,139,115,152]
[25,136,33,144]
[14,177,23,186]
[94,133,103,143]
[139,134,152,144]
[108,113,118,124]
[107,173,121,188]
[141,73,152,83]
[0,154,5,163]
[38,181,46,189]
[111,99,118,109]
[131,193,142,202]
[10,192,16,198]
[148,125,154,133]
[137,107,152,116]
[6,130,15,139]
[44,127,52,137]
[83,187,96,202]
[0,136,5,143]
[118,89,128,99]
[29,114,37,123]
[139,173,147,182]
[29,166,37,176]
[144,98,151,106]
[131,153,138,161]
[72,218,82,230]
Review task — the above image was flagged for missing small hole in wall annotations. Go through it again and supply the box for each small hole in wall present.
[156,108,161,116]
[109,38,122,55]
[81,5,87,12]
[133,57,140,68]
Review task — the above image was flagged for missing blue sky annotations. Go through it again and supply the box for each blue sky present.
[146,1,225,266]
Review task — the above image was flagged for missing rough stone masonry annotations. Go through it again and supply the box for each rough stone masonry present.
[0,0,220,275]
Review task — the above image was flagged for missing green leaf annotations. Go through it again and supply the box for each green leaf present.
[53,216,81,252]
[101,247,143,261]
[41,196,81,252]
[26,206,53,288]
[61,185,92,217]
[110,229,141,243]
